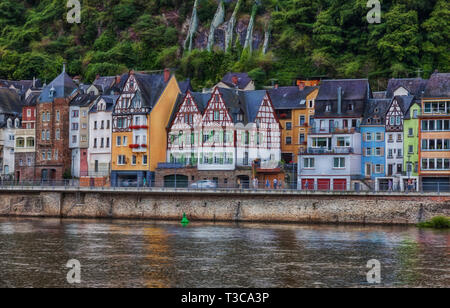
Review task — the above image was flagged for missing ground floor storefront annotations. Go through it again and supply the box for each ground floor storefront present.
[110,171,153,187]
[14,152,35,182]
[375,176,420,192]
[421,176,450,192]
[155,166,253,189]
[297,176,352,191]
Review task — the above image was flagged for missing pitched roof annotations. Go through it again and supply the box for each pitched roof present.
[23,91,41,107]
[38,72,78,103]
[90,95,119,113]
[0,88,23,114]
[423,73,450,98]
[394,95,415,115]
[268,86,317,109]
[93,76,116,94]
[133,73,170,108]
[70,93,98,107]
[315,79,369,118]
[385,78,427,98]
[178,79,193,94]
[220,72,253,89]
[361,99,390,125]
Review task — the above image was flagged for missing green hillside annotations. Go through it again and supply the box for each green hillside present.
[0,0,448,90]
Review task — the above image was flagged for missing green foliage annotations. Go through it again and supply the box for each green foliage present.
[417,216,450,229]
[0,0,448,89]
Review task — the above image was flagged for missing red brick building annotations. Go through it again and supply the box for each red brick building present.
[35,66,78,181]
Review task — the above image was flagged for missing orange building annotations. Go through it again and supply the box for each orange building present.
[418,72,450,191]
[269,86,319,164]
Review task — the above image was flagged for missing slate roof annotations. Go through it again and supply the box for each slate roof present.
[315,79,370,118]
[93,76,116,94]
[385,78,427,98]
[23,91,41,107]
[90,95,119,113]
[0,79,42,95]
[395,95,415,115]
[38,72,78,103]
[0,88,23,114]
[70,93,98,107]
[178,79,193,94]
[361,99,390,125]
[133,73,170,108]
[220,72,253,90]
[268,86,317,109]
[423,73,450,98]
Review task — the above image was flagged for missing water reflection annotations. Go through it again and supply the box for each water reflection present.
[0,218,448,288]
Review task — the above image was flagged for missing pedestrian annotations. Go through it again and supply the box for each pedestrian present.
[143,177,147,187]
[266,179,270,189]
[255,177,259,190]
[305,181,309,191]
[273,178,278,189]
[388,180,393,192]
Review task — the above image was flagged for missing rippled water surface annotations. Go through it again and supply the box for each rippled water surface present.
[0,217,448,288]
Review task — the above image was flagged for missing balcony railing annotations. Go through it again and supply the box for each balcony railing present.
[301,147,354,155]
[309,127,360,134]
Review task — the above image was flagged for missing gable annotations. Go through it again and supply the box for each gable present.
[255,94,279,128]
[393,86,409,96]
[202,88,233,126]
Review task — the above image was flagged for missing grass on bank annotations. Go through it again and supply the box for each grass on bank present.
[417,216,450,229]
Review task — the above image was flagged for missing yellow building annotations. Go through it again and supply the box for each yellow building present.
[111,69,184,187]
[270,86,319,164]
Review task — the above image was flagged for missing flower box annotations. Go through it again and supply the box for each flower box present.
[129,144,139,149]
[140,144,147,148]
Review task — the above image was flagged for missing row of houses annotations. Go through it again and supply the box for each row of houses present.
[0,66,448,191]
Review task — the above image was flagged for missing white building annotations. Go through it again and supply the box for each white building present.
[87,95,118,178]
[298,79,370,191]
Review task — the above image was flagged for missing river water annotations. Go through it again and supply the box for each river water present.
[0,217,448,288]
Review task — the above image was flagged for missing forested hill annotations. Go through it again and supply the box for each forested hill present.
[0,0,448,90]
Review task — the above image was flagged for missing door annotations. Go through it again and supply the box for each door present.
[317,179,330,191]
[333,179,347,191]
[302,179,314,190]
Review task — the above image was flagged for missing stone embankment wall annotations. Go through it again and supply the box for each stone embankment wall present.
[0,188,449,225]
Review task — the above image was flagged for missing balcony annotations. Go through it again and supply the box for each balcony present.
[301,147,354,155]
[309,127,360,134]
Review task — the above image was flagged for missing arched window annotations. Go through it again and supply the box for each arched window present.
[16,138,25,148]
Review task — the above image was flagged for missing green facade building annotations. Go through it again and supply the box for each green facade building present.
[403,102,421,177]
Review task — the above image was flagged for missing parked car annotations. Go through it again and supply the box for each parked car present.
[189,180,217,189]
[121,179,138,187]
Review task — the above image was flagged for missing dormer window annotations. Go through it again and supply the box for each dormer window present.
[15,119,20,128]
[325,104,331,112]
[7,118,12,128]
[49,86,56,98]
[348,104,354,111]
[236,112,244,122]
[374,108,379,113]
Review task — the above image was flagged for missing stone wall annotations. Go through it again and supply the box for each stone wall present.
[0,189,449,225]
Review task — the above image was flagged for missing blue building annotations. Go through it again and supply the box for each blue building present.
[360,99,390,189]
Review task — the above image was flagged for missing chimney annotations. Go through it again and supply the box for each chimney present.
[62,62,66,73]
[337,87,342,114]
[299,82,305,91]
[164,68,171,83]
[232,75,238,86]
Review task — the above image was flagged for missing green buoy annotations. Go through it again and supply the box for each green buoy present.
[181,213,190,226]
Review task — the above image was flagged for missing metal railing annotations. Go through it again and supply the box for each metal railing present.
[0,179,449,194]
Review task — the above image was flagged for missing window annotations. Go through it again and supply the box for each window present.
[366,133,372,141]
[101,121,105,129]
[94,121,98,130]
[27,109,31,117]
[366,148,372,156]
[55,150,58,161]
[116,136,121,146]
[71,123,79,131]
[375,148,382,156]
[397,134,402,142]
[46,130,50,141]
[94,138,97,148]
[123,136,127,146]
[106,138,110,148]
[214,111,220,121]
[27,158,32,167]
[304,158,315,168]
[72,135,77,144]
[82,123,87,129]
[117,155,126,165]
[143,155,148,165]
[413,110,418,118]
[396,116,401,125]
[47,150,51,160]
[398,149,403,158]
[408,128,414,137]
[56,129,60,140]
[348,103,354,111]
[42,152,46,160]
[56,111,60,122]
[285,137,292,145]
[408,145,414,154]
[299,116,305,126]
[336,137,350,147]
[325,104,331,112]
[72,110,79,118]
[46,112,50,122]
[107,120,110,129]
[375,164,382,174]
[132,155,137,165]
[299,134,305,144]
[333,157,345,168]
[376,132,383,141]
[41,131,45,141]
[286,122,292,130]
